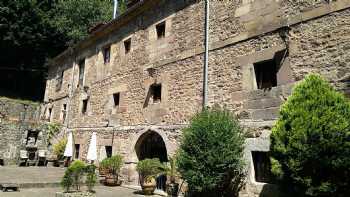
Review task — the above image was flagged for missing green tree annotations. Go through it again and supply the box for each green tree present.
[0,0,126,100]
[177,107,245,197]
[49,0,124,46]
[270,74,350,197]
[61,168,74,193]
[68,160,86,191]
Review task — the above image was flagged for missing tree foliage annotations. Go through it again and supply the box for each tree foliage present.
[177,107,245,197]
[270,74,350,197]
[0,0,127,100]
[49,0,113,46]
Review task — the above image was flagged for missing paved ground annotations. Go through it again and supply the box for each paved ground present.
[0,186,164,197]
[0,166,65,185]
[0,166,165,196]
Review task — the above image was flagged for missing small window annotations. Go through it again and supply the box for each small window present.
[78,59,85,87]
[105,146,112,158]
[48,108,53,121]
[75,144,80,159]
[124,39,131,54]
[253,50,286,89]
[103,46,111,64]
[62,104,67,121]
[113,93,120,107]
[150,84,162,103]
[156,21,166,39]
[254,59,277,89]
[252,151,272,183]
[82,99,88,114]
[56,70,64,91]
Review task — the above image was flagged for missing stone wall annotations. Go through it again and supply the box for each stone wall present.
[0,97,46,165]
[43,0,350,196]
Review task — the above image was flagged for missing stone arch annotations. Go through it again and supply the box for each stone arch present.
[134,130,168,162]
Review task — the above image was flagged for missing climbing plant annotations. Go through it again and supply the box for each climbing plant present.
[45,122,62,144]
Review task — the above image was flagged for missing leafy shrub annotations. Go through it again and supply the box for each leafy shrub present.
[68,160,86,191]
[167,156,180,183]
[270,74,350,197]
[177,107,245,197]
[53,138,67,160]
[45,122,62,144]
[136,158,167,182]
[100,155,123,176]
[85,164,97,192]
[61,168,74,193]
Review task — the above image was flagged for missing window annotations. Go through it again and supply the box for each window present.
[150,83,162,103]
[103,46,111,64]
[75,144,80,159]
[105,146,112,158]
[56,70,64,91]
[48,108,53,121]
[252,151,271,183]
[78,59,85,87]
[82,99,88,114]
[253,50,286,89]
[254,59,277,89]
[62,104,67,122]
[156,21,166,39]
[124,39,131,54]
[113,93,120,107]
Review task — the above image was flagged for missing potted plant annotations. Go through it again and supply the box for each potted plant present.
[53,138,67,167]
[136,158,167,195]
[99,155,123,186]
[166,157,180,197]
[85,164,97,192]
[69,160,86,191]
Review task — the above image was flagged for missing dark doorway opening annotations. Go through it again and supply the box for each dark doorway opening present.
[135,131,168,191]
[252,151,272,183]
[105,146,113,158]
[75,144,80,159]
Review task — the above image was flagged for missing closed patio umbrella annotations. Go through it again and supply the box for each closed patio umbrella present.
[87,132,97,163]
[64,132,73,157]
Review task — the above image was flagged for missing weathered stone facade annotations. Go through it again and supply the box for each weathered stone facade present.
[0,97,46,165]
[44,0,350,196]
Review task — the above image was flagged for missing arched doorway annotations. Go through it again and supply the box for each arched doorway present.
[135,130,168,190]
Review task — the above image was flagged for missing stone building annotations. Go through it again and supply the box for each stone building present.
[0,97,46,166]
[43,0,350,195]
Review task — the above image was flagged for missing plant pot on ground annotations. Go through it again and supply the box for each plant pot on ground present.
[166,157,180,197]
[53,138,67,167]
[99,155,123,186]
[136,158,167,195]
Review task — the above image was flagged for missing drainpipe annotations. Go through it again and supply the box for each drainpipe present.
[113,0,119,19]
[203,0,210,109]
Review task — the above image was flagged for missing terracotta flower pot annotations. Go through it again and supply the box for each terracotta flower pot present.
[99,167,109,177]
[104,174,121,186]
[167,182,179,197]
[141,177,157,195]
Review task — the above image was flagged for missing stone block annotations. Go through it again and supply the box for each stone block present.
[250,107,280,120]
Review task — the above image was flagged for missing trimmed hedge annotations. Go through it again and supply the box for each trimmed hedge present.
[270,74,350,197]
[177,107,245,197]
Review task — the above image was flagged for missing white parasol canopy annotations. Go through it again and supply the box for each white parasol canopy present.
[87,132,97,161]
[64,132,73,157]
